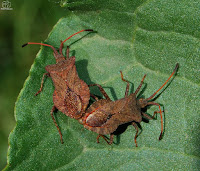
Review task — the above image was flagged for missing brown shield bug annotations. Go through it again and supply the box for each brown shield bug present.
[80,63,179,147]
[22,29,93,143]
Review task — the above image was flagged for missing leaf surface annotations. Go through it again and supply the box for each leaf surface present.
[5,0,200,170]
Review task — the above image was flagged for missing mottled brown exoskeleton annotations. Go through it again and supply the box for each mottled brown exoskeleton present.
[80,64,179,147]
[22,29,93,143]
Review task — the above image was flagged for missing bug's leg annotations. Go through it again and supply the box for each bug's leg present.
[35,73,50,96]
[147,102,163,140]
[120,71,130,97]
[89,84,111,100]
[134,74,146,95]
[152,110,164,119]
[90,93,99,101]
[51,106,63,144]
[142,112,154,120]
[152,111,159,119]
[96,134,110,144]
[132,122,139,147]
[109,134,114,145]
[96,134,100,143]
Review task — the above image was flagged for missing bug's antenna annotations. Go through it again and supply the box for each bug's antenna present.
[22,42,59,56]
[146,63,179,101]
[59,29,94,54]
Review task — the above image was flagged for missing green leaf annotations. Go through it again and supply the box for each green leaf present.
[5,0,200,170]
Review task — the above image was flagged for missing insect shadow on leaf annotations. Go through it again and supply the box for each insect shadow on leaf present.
[80,63,179,147]
[22,29,94,144]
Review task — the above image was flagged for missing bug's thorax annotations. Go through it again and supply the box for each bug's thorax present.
[45,56,75,74]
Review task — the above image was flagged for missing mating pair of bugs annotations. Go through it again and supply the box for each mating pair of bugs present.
[23,30,179,147]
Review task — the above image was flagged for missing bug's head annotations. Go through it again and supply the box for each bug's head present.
[22,29,94,63]
[137,98,148,109]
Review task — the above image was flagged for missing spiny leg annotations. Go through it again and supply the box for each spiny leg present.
[35,73,50,96]
[147,102,163,140]
[120,71,130,97]
[135,74,146,95]
[50,106,63,144]
[132,122,139,147]
[90,93,99,101]
[96,134,109,144]
[96,134,114,145]
[109,134,114,145]
[142,112,154,120]
[89,84,111,100]
[152,110,164,119]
